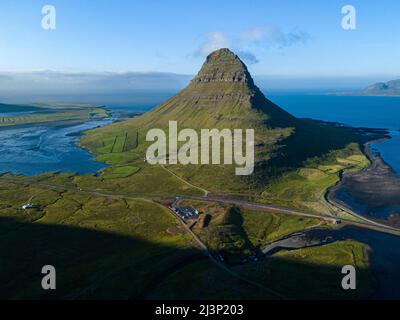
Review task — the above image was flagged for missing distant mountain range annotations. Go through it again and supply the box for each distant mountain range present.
[361,79,400,96]
[338,79,400,96]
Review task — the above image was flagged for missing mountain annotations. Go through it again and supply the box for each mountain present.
[360,79,400,96]
[84,48,360,193]
[130,49,302,190]
[136,48,297,129]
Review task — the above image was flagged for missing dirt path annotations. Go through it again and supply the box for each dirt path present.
[161,165,209,196]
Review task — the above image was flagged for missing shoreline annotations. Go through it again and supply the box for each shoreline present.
[0,108,142,177]
[330,92,400,98]
[326,133,400,229]
[0,118,92,131]
[0,117,113,177]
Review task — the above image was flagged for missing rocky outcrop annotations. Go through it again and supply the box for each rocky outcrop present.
[191,48,255,87]
[135,48,296,129]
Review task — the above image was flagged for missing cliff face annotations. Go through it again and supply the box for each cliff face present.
[134,48,297,133]
[191,48,255,86]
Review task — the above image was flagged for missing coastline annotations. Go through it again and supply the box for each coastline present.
[0,107,141,177]
[0,117,113,176]
[330,92,400,97]
[326,133,400,228]
[0,118,93,131]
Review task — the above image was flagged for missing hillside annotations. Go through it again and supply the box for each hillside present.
[0,49,378,299]
[82,48,363,194]
[137,48,297,129]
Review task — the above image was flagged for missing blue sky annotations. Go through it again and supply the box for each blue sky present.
[0,1,400,80]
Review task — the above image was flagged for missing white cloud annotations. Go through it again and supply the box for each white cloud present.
[240,27,265,43]
[236,51,259,64]
[264,26,309,49]
[196,32,231,56]
[195,26,310,65]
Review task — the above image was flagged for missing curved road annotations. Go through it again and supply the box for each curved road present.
[2,175,400,300]
[2,176,400,235]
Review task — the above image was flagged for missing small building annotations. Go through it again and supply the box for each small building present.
[173,206,199,221]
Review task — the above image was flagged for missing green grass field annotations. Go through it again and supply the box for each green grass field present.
[0,180,197,299]
[261,143,370,215]
[145,240,372,300]
[0,99,377,299]
[0,46,382,299]
[146,259,280,300]
[241,209,325,245]
[234,240,373,299]
[181,199,327,263]
[182,199,324,241]
[101,166,140,180]
[0,106,108,127]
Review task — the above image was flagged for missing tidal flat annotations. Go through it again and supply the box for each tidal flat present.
[0,104,113,175]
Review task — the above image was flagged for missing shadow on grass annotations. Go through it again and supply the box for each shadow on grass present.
[0,216,372,300]
[246,117,369,188]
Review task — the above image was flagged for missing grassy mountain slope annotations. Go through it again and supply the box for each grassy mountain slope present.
[82,48,363,194]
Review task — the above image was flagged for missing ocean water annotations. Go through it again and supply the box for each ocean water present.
[107,94,400,174]
[106,95,400,174]
[0,119,112,176]
[2,98,399,297]
[0,111,37,117]
[268,93,400,174]
[1,94,399,176]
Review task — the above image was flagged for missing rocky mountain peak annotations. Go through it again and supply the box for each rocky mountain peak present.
[191,48,255,87]
[135,48,297,130]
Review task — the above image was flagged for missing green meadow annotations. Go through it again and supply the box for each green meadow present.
[145,240,372,300]
[233,240,373,300]
[0,180,196,299]
[181,198,325,252]
[261,142,370,217]
[0,100,376,299]
[0,105,108,127]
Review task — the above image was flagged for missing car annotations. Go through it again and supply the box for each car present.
[22,203,38,210]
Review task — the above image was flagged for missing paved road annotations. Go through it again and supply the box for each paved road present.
[179,195,336,221]
[3,175,400,299]
[166,201,285,299]
[178,195,400,235]
[2,176,400,235]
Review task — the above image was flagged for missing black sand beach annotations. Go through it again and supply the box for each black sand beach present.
[328,137,400,225]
